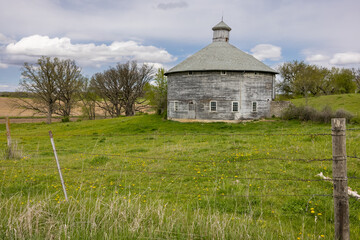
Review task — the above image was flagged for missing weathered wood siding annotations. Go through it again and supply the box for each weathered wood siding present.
[167,71,274,120]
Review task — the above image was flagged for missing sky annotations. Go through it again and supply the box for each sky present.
[0,0,360,91]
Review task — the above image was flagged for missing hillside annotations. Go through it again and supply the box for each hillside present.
[290,94,360,116]
[0,115,359,238]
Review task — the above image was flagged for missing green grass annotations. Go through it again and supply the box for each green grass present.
[290,94,360,116]
[0,114,359,239]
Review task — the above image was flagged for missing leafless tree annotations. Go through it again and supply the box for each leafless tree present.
[53,58,83,118]
[91,61,153,117]
[79,77,97,120]
[16,56,84,123]
[91,68,123,117]
[17,57,58,124]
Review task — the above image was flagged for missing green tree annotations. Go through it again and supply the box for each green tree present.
[330,68,356,94]
[353,68,360,93]
[145,68,167,116]
[277,61,307,96]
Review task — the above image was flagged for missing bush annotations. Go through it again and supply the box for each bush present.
[281,105,353,123]
[61,116,70,122]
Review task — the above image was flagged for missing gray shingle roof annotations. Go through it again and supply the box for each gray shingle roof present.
[166,41,278,75]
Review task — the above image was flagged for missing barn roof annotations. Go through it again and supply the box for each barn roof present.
[165,20,278,75]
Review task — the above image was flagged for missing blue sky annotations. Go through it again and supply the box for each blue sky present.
[0,0,360,91]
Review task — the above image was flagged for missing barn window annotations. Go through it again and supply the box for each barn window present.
[210,101,217,112]
[252,102,257,112]
[174,101,179,111]
[232,101,239,112]
[221,70,227,75]
[189,101,195,111]
[188,71,193,75]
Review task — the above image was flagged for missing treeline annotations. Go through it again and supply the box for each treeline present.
[277,61,360,98]
[16,56,167,124]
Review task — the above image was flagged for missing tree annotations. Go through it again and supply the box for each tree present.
[145,68,167,116]
[117,61,153,116]
[353,68,360,93]
[53,58,83,118]
[330,68,356,94]
[18,57,58,124]
[91,68,124,118]
[91,61,153,117]
[17,56,84,123]
[79,77,97,120]
[277,60,308,96]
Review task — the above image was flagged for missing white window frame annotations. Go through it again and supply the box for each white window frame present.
[252,101,257,112]
[221,70,227,75]
[174,101,179,111]
[210,101,217,112]
[232,101,239,112]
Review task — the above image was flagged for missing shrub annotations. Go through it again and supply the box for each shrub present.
[61,116,70,122]
[334,109,353,123]
[281,105,353,123]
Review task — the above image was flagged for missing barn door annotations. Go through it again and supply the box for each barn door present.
[188,101,196,119]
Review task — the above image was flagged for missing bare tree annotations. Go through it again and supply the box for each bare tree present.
[91,61,153,117]
[18,57,58,124]
[79,77,97,120]
[53,58,83,118]
[117,61,153,116]
[91,68,123,117]
[17,56,84,123]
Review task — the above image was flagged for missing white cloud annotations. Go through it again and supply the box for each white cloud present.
[5,35,176,67]
[157,1,188,10]
[305,54,330,63]
[330,52,360,65]
[250,44,281,61]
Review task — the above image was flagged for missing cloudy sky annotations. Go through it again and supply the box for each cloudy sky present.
[0,0,359,91]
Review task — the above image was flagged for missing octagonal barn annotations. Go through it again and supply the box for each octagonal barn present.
[165,20,278,121]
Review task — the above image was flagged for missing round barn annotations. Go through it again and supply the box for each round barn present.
[165,20,278,121]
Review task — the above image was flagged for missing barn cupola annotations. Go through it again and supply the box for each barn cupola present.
[212,20,231,42]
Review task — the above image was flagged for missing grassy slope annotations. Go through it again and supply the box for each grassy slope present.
[290,94,360,116]
[0,114,359,239]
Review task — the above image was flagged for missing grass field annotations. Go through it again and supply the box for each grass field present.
[1,114,360,239]
[290,94,360,116]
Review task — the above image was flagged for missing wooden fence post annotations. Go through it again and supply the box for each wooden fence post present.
[49,131,68,202]
[5,117,12,158]
[331,118,350,240]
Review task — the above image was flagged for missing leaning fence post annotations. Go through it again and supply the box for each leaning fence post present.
[49,131,68,202]
[331,118,350,240]
[5,117,12,158]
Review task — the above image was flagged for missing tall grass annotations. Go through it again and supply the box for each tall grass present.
[1,192,328,239]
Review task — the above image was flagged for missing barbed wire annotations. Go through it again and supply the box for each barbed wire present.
[7,149,334,164]
[347,128,360,131]
[1,164,351,182]
[347,156,360,160]
[7,131,333,138]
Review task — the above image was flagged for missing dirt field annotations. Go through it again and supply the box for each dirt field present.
[0,97,153,123]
